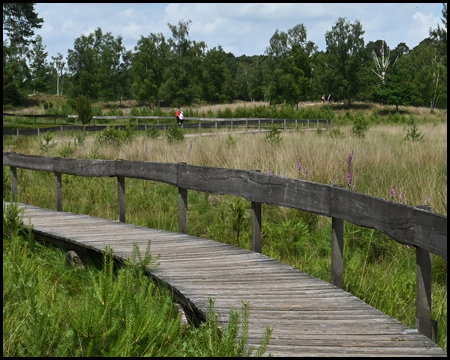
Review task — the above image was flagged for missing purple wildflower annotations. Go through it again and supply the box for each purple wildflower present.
[347,171,352,186]
[390,184,396,200]
[304,167,309,179]
[347,149,354,167]
[268,167,272,175]
[399,191,403,204]
[297,160,302,175]
[189,141,193,151]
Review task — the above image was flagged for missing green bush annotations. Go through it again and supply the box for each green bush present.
[351,113,370,137]
[166,125,185,144]
[145,125,160,139]
[265,125,282,144]
[76,95,93,125]
[97,125,137,146]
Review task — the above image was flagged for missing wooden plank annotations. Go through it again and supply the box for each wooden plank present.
[3,202,446,357]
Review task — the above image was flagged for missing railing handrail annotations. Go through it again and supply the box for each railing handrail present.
[3,152,446,260]
[3,117,331,137]
[3,151,445,342]
[3,112,331,122]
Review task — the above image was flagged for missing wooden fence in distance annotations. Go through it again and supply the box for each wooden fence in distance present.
[3,151,446,343]
[2,113,331,137]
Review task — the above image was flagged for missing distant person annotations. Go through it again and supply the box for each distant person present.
[321,94,325,104]
[179,111,184,126]
[175,108,181,125]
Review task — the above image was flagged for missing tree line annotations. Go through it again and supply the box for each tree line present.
[3,3,447,110]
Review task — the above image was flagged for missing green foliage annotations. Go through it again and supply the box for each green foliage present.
[346,225,394,263]
[217,107,234,118]
[97,125,137,146]
[166,125,185,144]
[3,167,11,201]
[225,134,237,148]
[39,131,56,153]
[3,202,27,240]
[57,142,77,158]
[405,118,424,141]
[145,125,160,139]
[329,128,345,138]
[181,298,273,357]
[76,95,93,125]
[323,17,365,105]
[351,113,370,137]
[229,198,249,245]
[43,101,54,110]
[264,217,311,258]
[125,241,161,276]
[405,124,424,141]
[265,125,282,144]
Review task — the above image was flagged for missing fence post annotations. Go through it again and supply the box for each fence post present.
[415,204,437,342]
[331,184,344,289]
[117,175,126,222]
[178,162,188,234]
[55,172,63,211]
[251,170,262,253]
[10,166,18,202]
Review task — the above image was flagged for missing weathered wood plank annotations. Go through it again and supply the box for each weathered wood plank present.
[4,202,446,357]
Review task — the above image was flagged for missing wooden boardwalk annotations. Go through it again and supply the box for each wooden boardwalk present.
[7,202,446,357]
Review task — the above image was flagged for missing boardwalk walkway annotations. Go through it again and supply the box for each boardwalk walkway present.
[6,202,447,357]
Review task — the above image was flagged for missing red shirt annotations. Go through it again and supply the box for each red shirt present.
[176,109,180,117]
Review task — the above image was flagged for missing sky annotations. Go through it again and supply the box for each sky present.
[31,3,445,62]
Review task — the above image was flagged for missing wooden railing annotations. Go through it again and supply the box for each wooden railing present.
[3,114,331,137]
[3,152,446,342]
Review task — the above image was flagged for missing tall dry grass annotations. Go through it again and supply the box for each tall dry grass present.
[4,122,446,214]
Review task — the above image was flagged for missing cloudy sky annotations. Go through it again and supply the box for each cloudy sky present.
[32,3,444,61]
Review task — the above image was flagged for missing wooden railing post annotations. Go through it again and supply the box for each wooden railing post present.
[55,172,62,211]
[178,162,188,234]
[251,170,262,253]
[415,204,437,342]
[10,166,17,202]
[117,176,125,222]
[331,184,344,289]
